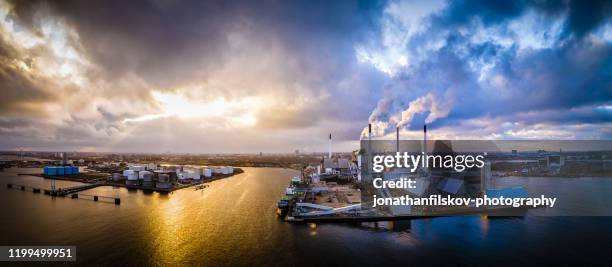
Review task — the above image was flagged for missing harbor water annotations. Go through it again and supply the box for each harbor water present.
[1,167,611,266]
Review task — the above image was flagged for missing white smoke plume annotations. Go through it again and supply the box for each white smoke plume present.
[397,93,451,128]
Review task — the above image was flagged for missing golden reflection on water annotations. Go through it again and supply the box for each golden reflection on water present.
[141,179,239,265]
[479,215,490,238]
[0,167,301,265]
[132,168,295,265]
[149,192,192,263]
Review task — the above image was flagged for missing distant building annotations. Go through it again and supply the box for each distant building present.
[322,157,351,177]
[546,155,565,167]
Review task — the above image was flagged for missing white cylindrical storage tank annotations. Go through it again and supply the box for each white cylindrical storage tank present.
[188,172,200,180]
[142,172,154,186]
[157,174,169,183]
[177,172,189,180]
[203,168,212,177]
[142,173,153,181]
[127,172,139,181]
[139,171,152,179]
[125,170,139,185]
[156,173,172,189]
[221,167,230,175]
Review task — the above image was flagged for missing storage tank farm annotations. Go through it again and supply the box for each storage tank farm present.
[123,164,161,186]
[118,164,235,189]
[176,166,202,183]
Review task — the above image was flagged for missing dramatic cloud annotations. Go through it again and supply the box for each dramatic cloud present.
[361,0,612,140]
[0,0,386,152]
[0,0,610,153]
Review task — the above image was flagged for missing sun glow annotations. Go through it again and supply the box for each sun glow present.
[123,91,262,127]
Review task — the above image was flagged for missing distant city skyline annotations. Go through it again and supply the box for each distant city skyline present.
[0,0,610,153]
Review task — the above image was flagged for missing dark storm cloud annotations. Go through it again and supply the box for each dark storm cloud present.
[436,0,611,38]
[8,0,235,88]
[1,0,610,152]
[7,0,385,90]
[367,0,612,137]
[6,0,387,134]
[0,0,391,151]
[565,0,612,38]
[0,38,56,114]
[426,35,612,128]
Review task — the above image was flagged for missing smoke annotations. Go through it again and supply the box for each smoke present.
[360,0,612,140]
[397,93,451,128]
[360,120,389,140]
[364,92,451,139]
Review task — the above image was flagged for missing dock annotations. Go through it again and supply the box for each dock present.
[43,182,104,196]
[285,205,530,223]
[7,182,121,205]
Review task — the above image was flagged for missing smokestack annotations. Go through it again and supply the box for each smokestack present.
[328,133,332,158]
[368,123,372,174]
[423,124,427,158]
[368,124,372,145]
[396,126,400,153]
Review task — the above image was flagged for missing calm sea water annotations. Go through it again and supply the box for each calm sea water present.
[1,167,611,266]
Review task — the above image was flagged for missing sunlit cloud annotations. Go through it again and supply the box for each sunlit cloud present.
[0,0,609,153]
[123,91,261,128]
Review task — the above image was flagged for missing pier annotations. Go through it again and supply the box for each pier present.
[6,183,41,193]
[285,205,530,223]
[7,182,121,205]
[44,182,104,196]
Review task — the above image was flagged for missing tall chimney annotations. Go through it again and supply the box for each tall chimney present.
[328,133,332,158]
[396,126,400,153]
[423,124,427,155]
[368,123,372,174]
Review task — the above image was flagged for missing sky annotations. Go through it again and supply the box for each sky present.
[0,0,610,153]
